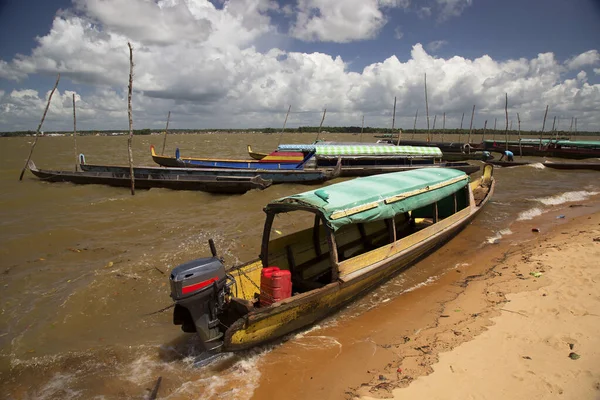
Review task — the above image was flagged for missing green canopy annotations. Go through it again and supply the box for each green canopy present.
[267,168,469,231]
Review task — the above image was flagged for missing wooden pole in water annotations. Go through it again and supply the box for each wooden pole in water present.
[441,112,446,143]
[412,109,418,139]
[552,116,558,143]
[493,117,497,141]
[517,112,522,157]
[540,105,548,150]
[569,116,574,139]
[160,111,171,155]
[19,73,60,181]
[391,96,397,132]
[504,93,509,151]
[315,108,327,142]
[277,105,291,146]
[468,105,475,147]
[360,115,364,143]
[458,112,465,143]
[72,93,78,171]
[127,42,135,196]
[482,120,487,142]
[424,74,430,142]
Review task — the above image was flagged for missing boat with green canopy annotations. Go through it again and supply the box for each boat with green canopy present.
[168,164,495,353]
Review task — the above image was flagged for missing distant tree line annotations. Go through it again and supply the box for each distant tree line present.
[1,127,599,137]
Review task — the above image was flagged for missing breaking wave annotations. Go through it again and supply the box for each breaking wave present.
[535,190,599,206]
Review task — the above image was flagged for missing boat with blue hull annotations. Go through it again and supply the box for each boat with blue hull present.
[151,145,314,170]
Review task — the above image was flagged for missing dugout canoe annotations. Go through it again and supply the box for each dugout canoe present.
[28,161,271,194]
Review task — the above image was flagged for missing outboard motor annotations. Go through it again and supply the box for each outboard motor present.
[170,239,232,352]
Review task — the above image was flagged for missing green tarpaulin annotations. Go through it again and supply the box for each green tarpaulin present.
[267,168,469,231]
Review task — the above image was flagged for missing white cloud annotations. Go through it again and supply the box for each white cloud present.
[565,50,600,70]
[394,26,404,40]
[0,2,599,132]
[427,40,448,52]
[594,68,600,75]
[436,0,472,21]
[290,0,388,42]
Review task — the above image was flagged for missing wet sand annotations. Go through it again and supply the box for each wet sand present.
[355,210,600,400]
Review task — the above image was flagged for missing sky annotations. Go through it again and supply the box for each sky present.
[0,0,599,132]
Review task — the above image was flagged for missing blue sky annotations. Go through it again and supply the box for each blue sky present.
[0,0,599,131]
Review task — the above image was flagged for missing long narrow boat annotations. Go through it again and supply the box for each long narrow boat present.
[28,161,271,194]
[482,139,600,159]
[168,164,495,352]
[151,145,309,169]
[489,160,600,171]
[80,159,340,185]
[542,161,600,171]
[247,145,268,160]
[335,162,480,177]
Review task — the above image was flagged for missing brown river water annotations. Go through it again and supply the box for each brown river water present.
[1,133,599,399]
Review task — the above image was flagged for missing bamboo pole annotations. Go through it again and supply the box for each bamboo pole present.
[574,117,577,133]
[441,112,445,143]
[314,108,327,142]
[360,115,364,143]
[569,116,574,137]
[72,93,78,171]
[19,74,60,181]
[493,117,497,141]
[540,105,548,150]
[391,96,397,131]
[467,105,475,147]
[160,111,171,155]
[517,112,522,157]
[412,109,418,139]
[458,112,465,143]
[504,93,508,151]
[482,120,487,142]
[127,42,135,196]
[552,116,557,143]
[424,73,430,142]
[277,105,291,146]
[432,114,437,130]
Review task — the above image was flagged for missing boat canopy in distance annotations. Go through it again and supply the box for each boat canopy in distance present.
[483,139,600,149]
[267,168,469,231]
[277,144,443,158]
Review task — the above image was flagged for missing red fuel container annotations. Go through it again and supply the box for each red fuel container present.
[260,266,292,306]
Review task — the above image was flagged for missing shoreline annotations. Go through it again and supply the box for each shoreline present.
[355,206,600,399]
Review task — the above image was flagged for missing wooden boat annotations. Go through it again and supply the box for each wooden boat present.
[441,151,494,162]
[151,145,308,169]
[482,139,600,159]
[488,160,532,167]
[80,159,340,185]
[542,161,600,171]
[247,145,268,160]
[28,161,271,194]
[169,165,495,352]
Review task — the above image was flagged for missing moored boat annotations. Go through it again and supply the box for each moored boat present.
[247,145,269,160]
[80,158,340,185]
[151,145,309,169]
[28,161,272,194]
[482,139,600,159]
[168,164,495,352]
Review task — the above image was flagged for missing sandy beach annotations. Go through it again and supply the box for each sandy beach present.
[355,210,600,400]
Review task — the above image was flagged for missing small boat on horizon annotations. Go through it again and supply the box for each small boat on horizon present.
[168,164,495,353]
